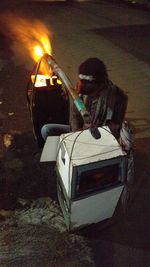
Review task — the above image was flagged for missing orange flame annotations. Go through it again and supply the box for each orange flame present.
[34,45,44,61]
[0,13,52,64]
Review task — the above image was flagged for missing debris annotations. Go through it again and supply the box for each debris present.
[15,197,66,233]
[3,133,13,147]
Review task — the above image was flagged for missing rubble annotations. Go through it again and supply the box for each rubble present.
[0,132,95,267]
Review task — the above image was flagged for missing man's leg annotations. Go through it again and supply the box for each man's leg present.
[41,124,70,141]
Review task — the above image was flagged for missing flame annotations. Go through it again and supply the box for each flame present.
[0,13,59,79]
[34,45,44,60]
[0,13,52,63]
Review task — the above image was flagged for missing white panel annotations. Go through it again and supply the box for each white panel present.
[56,146,73,197]
[40,136,59,162]
[60,127,126,166]
[70,185,124,229]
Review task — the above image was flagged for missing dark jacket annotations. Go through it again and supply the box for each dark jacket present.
[70,80,128,138]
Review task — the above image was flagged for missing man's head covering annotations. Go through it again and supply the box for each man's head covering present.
[78,57,108,84]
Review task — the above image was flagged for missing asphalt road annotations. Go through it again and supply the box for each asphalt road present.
[0,1,150,266]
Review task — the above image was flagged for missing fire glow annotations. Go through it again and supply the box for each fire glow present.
[1,13,62,86]
[34,45,44,60]
[1,13,52,62]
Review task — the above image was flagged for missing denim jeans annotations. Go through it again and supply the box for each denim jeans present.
[41,124,70,141]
